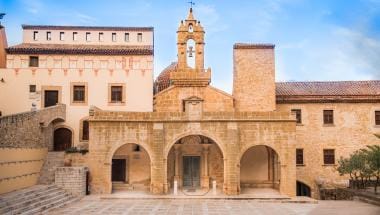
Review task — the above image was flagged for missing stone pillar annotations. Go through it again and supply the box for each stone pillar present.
[224,122,240,195]
[150,123,166,194]
[174,145,181,187]
[201,145,209,189]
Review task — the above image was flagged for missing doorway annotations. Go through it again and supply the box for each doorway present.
[112,159,126,182]
[44,90,59,107]
[183,156,200,187]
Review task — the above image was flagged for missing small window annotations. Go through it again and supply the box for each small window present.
[375,111,380,125]
[73,32,78,41]
[296,149,304,165]
[86,32,91,41]
[134,145,140,152]
[323,149,335,165]
[124,33,129,42]
[112,33,116,42]
[46,31,51,41]
[291,109,302,124]
[137,33,142,42]
[29,56,39,67]
[73,85,85,102]
[99,32,104,41]
[33,31,38,41]
[82,120,89,141]
[323,110,334,124]
[29,85,36,93]
[59,32,64,41]
[189,24,193,32]
[111,86,123,103]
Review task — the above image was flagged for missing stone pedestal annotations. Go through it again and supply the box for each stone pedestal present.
[55,166,88,197]
[201,176,210,189]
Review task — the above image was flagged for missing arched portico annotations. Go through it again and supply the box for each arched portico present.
[109,143,152,193]
[166,134,225,194]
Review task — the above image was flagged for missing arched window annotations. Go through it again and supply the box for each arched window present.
[188,24,193,33]
[186,39,196,68]
[82,120,89,141]
[54,128,72,151]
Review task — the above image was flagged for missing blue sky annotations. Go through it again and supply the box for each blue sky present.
[1,0,379,93]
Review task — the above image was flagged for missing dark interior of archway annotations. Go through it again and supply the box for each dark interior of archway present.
[53,128,72,151]
[296,181,311,197]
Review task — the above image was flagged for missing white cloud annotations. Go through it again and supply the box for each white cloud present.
[194,4,228,34]
[22,0,43,14]
[74,12,97,24]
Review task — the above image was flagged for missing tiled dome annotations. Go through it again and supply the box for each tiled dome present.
[154,62,177,94]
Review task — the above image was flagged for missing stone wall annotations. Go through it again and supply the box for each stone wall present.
[55,166,88,197]
[0,104,66,149]
[277,103,380,198]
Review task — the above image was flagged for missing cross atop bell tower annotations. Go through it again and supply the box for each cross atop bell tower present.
[170,8,211,87]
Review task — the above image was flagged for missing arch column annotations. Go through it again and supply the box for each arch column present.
[150,123,167,194]
[223,122,240,195]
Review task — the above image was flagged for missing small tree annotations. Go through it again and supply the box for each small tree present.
[362,145,380,193]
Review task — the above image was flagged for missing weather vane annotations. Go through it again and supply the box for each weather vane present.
[0,13,5,26]
[188,0,195,9]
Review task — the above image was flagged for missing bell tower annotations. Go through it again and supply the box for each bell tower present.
[170,8,211,87]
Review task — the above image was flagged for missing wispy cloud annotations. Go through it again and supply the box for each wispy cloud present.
[195,4,228,35]
[22,0,43,14]
[74,12,97,24]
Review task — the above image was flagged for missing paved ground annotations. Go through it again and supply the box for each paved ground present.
[48,198,380,215]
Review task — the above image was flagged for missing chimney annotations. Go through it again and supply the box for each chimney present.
[0,14,8,68]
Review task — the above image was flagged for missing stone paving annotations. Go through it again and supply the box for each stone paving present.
[47,198,380,215]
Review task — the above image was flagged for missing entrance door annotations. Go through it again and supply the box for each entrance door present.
[53,128,72,151]
[112,159,126,182]
[183,156,200,187]
[44,90,59,107]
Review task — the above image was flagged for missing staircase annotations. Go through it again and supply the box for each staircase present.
[38,152,65,184]
[0,184,79,214]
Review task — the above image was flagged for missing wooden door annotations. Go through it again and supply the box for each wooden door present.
[44,90,58,107]
[112,159,126,182]
[53,128,72,151]
[183,156,200,187]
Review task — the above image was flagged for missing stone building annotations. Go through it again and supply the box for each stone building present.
[1,8,379,199]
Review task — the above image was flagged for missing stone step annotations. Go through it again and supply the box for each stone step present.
[1,188,67,214]
[0,185,58,208]
[19,195,75,215]
[0,186,60,212]
[41,197,80,214]
[10,192,71,214]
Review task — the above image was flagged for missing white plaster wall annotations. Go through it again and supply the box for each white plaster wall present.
[23,29,153,46]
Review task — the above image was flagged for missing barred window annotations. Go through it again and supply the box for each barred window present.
[296,148,304,165]
[291,109,302,124]
[29,56,39,67]
[323,149,335,165]
[73,85,85,102]
[323,110,334,124]
[111,86,123,103]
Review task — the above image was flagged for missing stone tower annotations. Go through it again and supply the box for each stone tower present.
[232,44,276,112]
[170,8,211,87]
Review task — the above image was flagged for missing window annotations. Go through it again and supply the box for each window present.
[291,109,302,124]
[59,32,64,41]
[99,32,104,41]
[137,33,142,42]
[189,24,193,32]
[375,111,380,125]
[323,110,334,125]
[29,85,36,93]
[323,149,335,165]
[73,32,78,41]
[296,149,304,165]
[29,56,39,67]
[82,120,89,141]
[86,32,91,41]
[111,86,123,103]
[134,145,140,152]
[33,31,38,41]
[46,31,51,41]
[73,85,85,102]
[124,33,129,42]
[112,33,116,42]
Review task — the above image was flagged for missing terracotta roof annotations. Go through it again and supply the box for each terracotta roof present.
[154,62,177,94]
[22,25,153,32]
[234,43,275,49]
[6,43,153,55]
[276,81,380,103]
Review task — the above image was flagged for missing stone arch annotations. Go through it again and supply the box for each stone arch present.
[164,131,226,159]
[108,142,152,193]
[107,141,153,165]
[53,125,74,151]
[239,143,283,164]
[297,180,311,197]
[239,144,281,192]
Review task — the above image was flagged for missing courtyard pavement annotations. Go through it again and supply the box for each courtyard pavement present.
[47,198,380,215]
